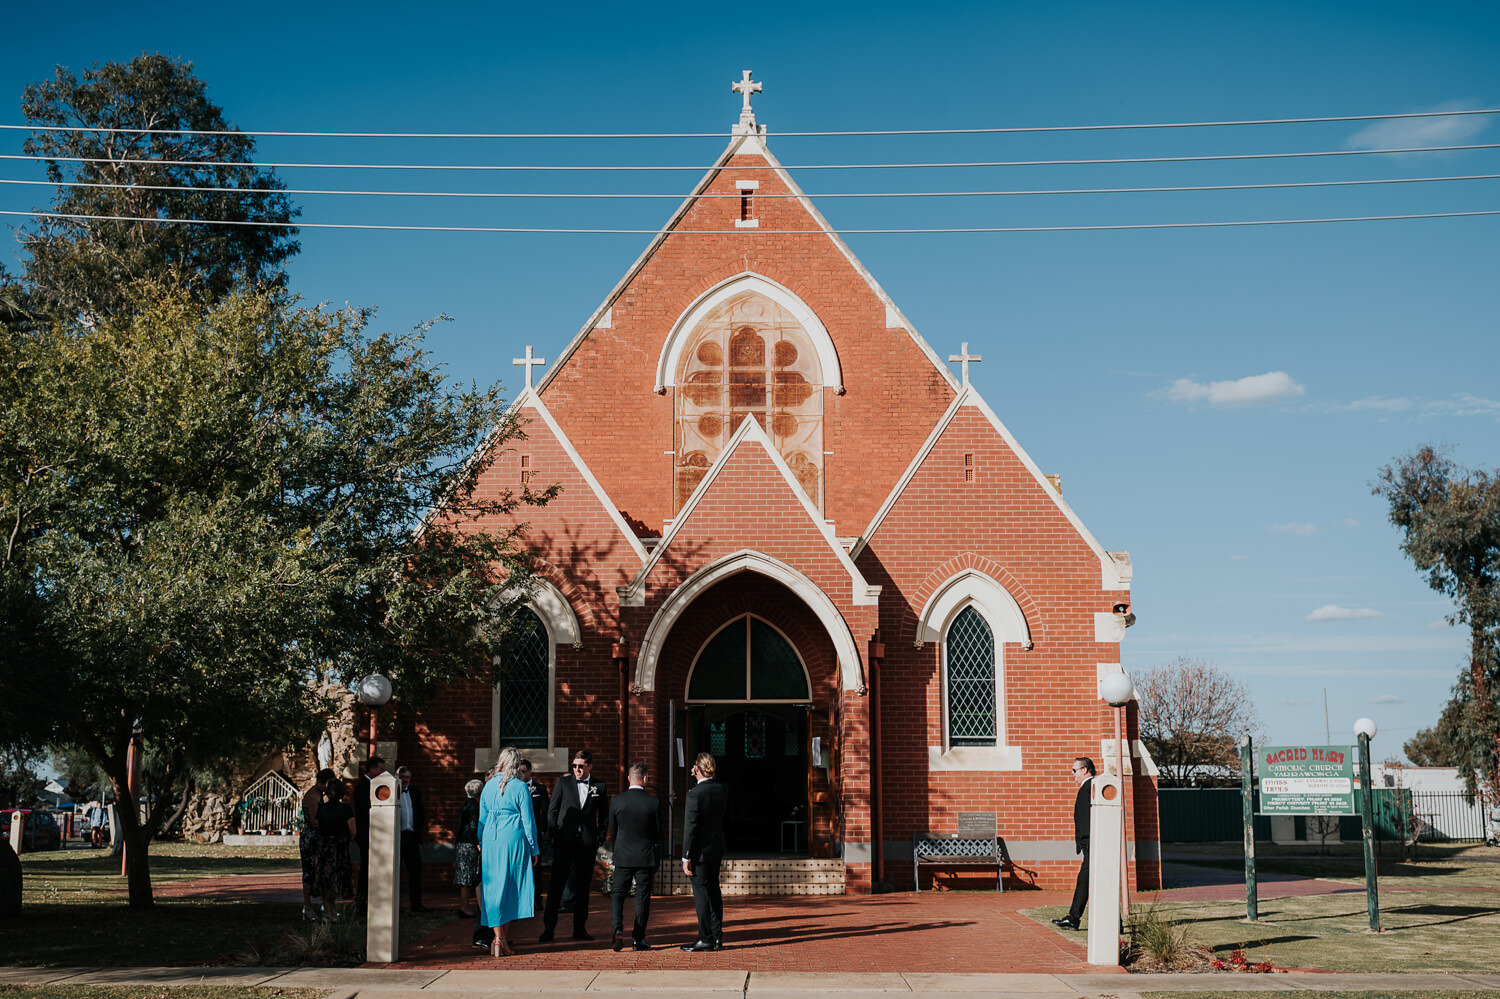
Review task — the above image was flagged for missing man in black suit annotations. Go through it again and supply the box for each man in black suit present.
[353,756,385,909]
[680,752,729,952]
[607,762,661,951]
[540,749,608,942]
[1053,756,1095,930]
[395,766,429,912]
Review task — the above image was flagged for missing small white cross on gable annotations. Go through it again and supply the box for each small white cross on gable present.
[732,70,762,125]
[948,342,982,387]
[513,344,546,392]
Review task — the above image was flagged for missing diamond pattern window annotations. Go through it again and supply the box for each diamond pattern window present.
[675,292,823,510]
[498,607,549,748]
[946,606,996,747]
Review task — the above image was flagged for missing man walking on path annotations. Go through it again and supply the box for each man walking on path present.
[540,749,608,942]
[607,762,661,951]
[1054,757,1094,930]
[680,752,728,952]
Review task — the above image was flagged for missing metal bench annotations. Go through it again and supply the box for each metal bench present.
[913,811,1013,892]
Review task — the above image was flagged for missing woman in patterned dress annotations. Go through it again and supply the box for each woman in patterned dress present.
[312,776,355,917]
[298,768,335,920]
[453,778,483,916]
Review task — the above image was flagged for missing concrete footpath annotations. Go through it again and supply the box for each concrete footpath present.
[4,967,1500,998]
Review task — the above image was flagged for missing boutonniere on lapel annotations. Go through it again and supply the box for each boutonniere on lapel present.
[587,784,601,798]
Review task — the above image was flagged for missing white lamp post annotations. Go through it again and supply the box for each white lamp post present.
[1101,672,1134,919]
[358,674,394,757]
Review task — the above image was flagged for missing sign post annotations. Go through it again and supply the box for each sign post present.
[1239,735,1256,922]
[1354,719,1381,932]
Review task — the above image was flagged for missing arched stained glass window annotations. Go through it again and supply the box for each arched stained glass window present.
[945,606,996,747]
[675,292,824,510]
[499,608,548,748]
[687,614,812,702]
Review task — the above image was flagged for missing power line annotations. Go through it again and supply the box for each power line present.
[3,173,1498,200]
[5,207,1496,234]
[2,107,1496,139]
[3,142,1498,173]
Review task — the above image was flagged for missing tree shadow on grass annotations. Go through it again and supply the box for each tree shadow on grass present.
[1385,902,1500,927]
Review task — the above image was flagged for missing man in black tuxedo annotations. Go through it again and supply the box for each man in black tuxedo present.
[1053,756,1095,930]
[680,752,729,952]
[540,749,608,942]
[353,756,385,909]
[395,766,429,912]
[607,762,661,951]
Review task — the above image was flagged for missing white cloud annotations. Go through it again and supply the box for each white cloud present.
[1166,371,1305,407]
[1345,100,1491,150]
[1306,604,1383,622]
[1343,518,1359,529]
[1316,394,1500,419]
[1424,618,1453,631]
[1368,694,1404,704]
[1270,522,1317,536]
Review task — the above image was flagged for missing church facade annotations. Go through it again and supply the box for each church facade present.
[406,85,1161,893]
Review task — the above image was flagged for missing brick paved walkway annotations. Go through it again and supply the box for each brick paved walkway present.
[386,890,1111,974]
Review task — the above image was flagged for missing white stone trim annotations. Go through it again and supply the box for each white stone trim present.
[652,273,842,394]
[916,569,1032,649]
[481,579,582,772]
[1094,612,1127,644]
[618,414,879,611]
[925,578,1021,759]
[522,391,649,565]
[633,549,866,693]
[927,745,1023,771]
[853,385,1130,592]
[1098,738,1159,778]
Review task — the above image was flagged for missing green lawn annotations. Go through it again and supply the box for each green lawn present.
[3,843,455,967]
[1026,844,1500,974]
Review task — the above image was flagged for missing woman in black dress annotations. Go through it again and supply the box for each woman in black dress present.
[313,776,356,918]
[453,778,483,916]
[298,768,336,921]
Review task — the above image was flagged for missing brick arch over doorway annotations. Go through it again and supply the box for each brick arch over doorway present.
[648,572,843,856]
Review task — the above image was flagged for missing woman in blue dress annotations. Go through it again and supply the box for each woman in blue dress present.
[478,746,540,956]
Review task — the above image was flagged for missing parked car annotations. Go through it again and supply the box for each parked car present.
[0,810,63,851]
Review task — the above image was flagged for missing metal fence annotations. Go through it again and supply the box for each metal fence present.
[1409,790,1490,842]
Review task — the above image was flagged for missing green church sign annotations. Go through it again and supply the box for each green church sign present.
[1257,744,1357,815]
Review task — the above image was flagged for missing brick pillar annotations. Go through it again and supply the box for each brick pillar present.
[839,688,873,893]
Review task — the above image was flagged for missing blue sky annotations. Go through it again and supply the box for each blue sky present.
[3,1,1496,760]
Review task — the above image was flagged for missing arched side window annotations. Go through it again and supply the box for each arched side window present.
[944,606,996,747]
[686,614,812,703]
[498,608,549,748]
[675,291,824,510]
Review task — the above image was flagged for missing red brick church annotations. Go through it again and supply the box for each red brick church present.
[405,78,1161,894]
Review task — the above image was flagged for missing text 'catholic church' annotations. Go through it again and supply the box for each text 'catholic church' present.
[406,75,1162,894]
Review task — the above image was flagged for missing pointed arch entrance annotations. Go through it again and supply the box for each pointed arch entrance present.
[683,613,815,854]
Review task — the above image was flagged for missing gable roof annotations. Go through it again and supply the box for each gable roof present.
[517,388,650,566]
[616,412,879,608]
[536,128,962,398]
[853,385,1130,591]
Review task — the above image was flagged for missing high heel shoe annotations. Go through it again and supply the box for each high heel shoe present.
[499,937,515,956]
[491,938,503,957]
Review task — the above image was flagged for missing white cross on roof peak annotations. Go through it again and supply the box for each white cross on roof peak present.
[513,344,546,392]
[948,342,982,387]
[732,70,762,127]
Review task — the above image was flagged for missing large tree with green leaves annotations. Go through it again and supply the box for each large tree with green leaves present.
[1375,445,1500,799]
[1,288,551,907]
[18,54,298,323]
[1402,698,1464,767]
